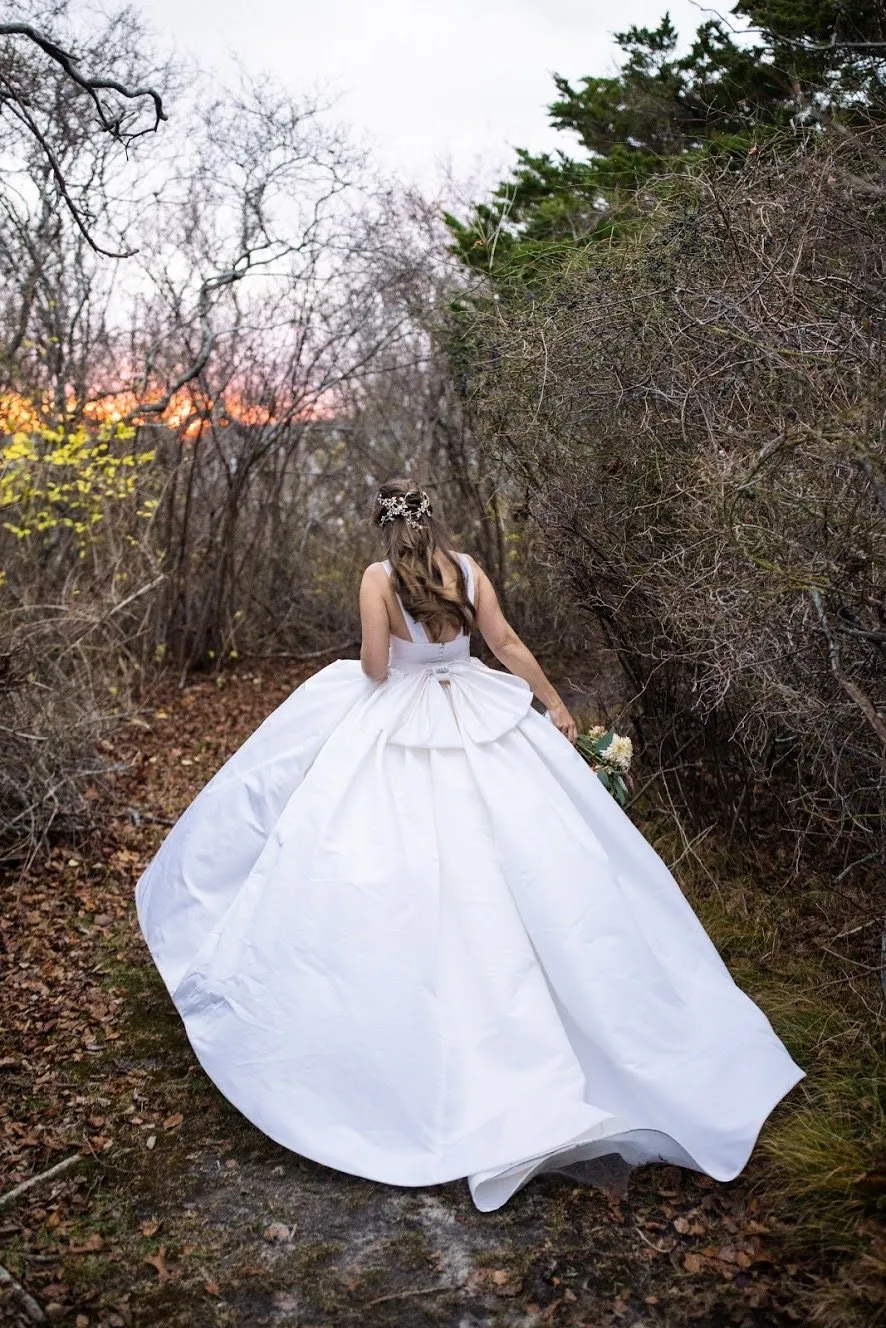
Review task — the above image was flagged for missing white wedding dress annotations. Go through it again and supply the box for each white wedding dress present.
[136,554,804,1211]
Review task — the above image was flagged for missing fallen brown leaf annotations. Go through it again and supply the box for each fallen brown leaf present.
[144,1246,172,1283]
[468,1267,523,1298]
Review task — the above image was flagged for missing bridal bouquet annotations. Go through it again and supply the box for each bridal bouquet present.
[576,726,633,805]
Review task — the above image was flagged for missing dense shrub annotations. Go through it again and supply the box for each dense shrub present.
[460,129,886,877]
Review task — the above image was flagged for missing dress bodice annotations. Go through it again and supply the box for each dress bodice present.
[377,553,533,746]
[384,554,474,676]
[389,632,471,675]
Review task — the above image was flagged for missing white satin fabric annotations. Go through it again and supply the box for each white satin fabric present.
[135,554,804,1211]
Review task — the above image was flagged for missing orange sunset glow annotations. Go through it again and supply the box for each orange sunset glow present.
[0,387,322,440]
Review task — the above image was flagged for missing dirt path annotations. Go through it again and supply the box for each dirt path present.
[1,660,817,1327]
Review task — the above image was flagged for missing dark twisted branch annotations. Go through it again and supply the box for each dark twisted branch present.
[0,22,167,257]
[0,23,166,135]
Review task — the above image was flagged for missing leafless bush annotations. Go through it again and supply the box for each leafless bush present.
[461,129,886,877]
[0,590,152,866]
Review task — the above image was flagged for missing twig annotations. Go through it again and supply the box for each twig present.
[667,822,716,871]
[0,1154,81,1209]
[634,1224,668,1253]
[0,723,49,743]
[810,590,886,747]
[817,943,884,972]
[624,751,696,810]
[245,640,360,662]
[101,575,167,621]
[365,1284,453,1307]
[833,919,879,941]
[834,850,881,883]
[0,1262,46,1324]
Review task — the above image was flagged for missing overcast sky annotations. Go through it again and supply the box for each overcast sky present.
[137,0,705,189]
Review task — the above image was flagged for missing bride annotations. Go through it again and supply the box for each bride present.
[136,478,804,1212]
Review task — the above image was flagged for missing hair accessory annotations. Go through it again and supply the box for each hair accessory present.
[377,491,431,529]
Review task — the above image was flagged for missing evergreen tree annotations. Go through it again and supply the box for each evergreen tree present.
[447,1,886,273]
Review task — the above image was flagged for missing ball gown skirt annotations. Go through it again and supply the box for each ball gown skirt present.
[135,556,804,1212]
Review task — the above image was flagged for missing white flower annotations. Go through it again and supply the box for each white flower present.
[601,733,632,772]
[587,725,606,739]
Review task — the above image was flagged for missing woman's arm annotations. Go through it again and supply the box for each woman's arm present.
[359,564,391,682]
[471,559,577,743]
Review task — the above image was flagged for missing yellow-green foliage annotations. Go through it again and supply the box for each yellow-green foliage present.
[0,421,156,565]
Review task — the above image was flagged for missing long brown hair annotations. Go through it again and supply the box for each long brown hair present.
[373,479,475,642]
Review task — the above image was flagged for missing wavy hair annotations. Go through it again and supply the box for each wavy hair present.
[372,479,475,641]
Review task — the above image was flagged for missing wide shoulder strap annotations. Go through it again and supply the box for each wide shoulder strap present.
[457,552,475,606]
[381,559,429,644]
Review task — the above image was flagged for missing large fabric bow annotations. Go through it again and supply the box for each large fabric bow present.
[380,659,534,748]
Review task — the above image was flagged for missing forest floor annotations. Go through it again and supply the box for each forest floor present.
[1,658,883,1328]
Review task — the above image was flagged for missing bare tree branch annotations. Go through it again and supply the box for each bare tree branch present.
[0,1261,46,1324]
[0,23,166,134]
[0,93,137,259]
[810,590,886,748]
[0,20,167,257]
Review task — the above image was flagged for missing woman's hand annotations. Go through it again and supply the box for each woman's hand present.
[547,701,577,744]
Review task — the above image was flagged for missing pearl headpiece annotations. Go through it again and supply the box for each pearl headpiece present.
[377,490,432,529]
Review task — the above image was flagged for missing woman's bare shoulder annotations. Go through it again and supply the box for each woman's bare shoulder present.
[361,561,390,589]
